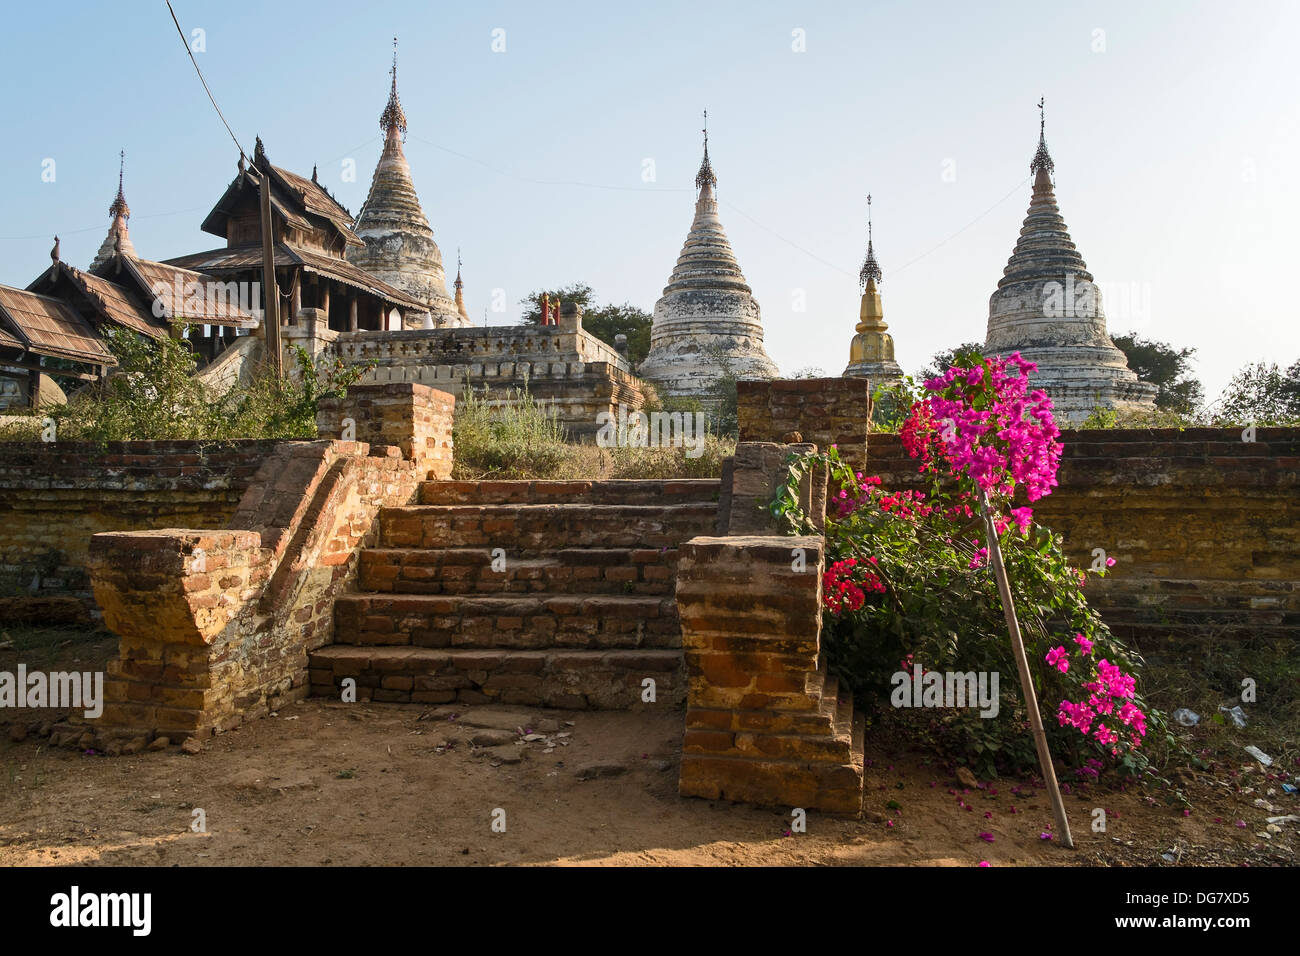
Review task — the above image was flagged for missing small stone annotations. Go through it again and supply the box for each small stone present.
[37,721,53,737]
[76,732,95,750]
[7,724,26,743]
[653,759,673,772]
[522,733,546,742]
[147,736,170,752]
[536,718,562,733]
[576,763,626,781]
[181,738,203,755]
[495,751,524,765]
[470,729,517,748]
[956,767,980,789]
[121,736,148,756]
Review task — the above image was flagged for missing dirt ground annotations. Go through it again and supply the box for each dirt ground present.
[1,630,1296,867]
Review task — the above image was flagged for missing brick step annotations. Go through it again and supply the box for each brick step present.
[308,646,685,710]
[380,503,719,550]
[334,592,680,650]
[359,547,679,596]
[419,479,722,506]
[1093,605,1299,627]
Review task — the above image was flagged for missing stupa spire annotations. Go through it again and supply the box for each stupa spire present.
[982,105,1156,424]
[380,36,407,142]
[1030,96,1054,179]
[90,149,136,270]
[695,109,717,196]
[858,193,881,290]
[348,38,465,326]
[454,249,469,320]
[845,193,901,382]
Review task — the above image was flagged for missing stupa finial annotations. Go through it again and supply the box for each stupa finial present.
[1031,96,1055,177]
[380,36,408,141]
[859,193,882,289]
[109,149,129,221]
[695,109,717,193]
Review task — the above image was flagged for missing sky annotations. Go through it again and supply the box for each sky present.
[1,0,1295,400]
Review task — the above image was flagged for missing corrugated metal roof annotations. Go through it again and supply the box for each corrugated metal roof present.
[164,242,428,311]
[0,285,114,363]
[122,257,258,327]
[59,265,168,339]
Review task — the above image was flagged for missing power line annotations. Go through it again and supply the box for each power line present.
[166,1,246,160]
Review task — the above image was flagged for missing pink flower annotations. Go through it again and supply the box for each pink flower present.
[978,860,990,867]
[978,831,995,842]
[1073,633,1094,655]
[1045,646,1069,673]
[1106,557,1116,567]
[1039,832,1054,841]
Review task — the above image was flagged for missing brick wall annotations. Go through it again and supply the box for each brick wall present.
[676,535,865,813]
[89,441,423,744]
[316,382,455,478]
[0,441,280,623]
[864,427,1300,639]
[737,378,870,468]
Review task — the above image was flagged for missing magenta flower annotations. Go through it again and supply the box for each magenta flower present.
[978,831,995,842]
[1045,646,1069,673]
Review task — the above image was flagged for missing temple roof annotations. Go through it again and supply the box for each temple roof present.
[200,139,360,247]
[91,254,258,328]
[166,241,428,312]
[0,285,115,365]
[28,260,168,339]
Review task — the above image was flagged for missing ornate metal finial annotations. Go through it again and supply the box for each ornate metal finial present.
[238,152,246,175]
[311,163,318,183]
[109,149,130,221]
[695,109,717,192]
[455,248,464,290]
[1031,96,1054,176]
[859,193,881,289]
[380,36,408,141]
[51,235,60,263]
[254,135,267,167]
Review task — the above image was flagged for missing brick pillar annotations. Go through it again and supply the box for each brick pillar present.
[676,535,865,814]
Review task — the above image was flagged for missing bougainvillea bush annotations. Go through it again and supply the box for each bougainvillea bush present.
[772,351,1167,779]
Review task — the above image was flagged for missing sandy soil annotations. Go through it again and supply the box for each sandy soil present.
[1,692,1294,867]
[2,629,1295,867]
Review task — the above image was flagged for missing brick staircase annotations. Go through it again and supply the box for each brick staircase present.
[309,479,721,709]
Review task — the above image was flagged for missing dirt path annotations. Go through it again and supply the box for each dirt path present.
[2,695,1293,867]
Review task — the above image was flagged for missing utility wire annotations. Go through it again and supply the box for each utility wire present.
[166,0,246,160]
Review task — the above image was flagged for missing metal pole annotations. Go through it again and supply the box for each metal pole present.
[978,487,1074,848]
[258,166,283,378]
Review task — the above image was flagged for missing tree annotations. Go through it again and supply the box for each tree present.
[1212,359,1300,425]
[1110,333,1204,414]
[520,283,653,366]
[917,342,985,383]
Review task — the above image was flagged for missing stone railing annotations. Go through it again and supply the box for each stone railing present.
[332,322,630,374]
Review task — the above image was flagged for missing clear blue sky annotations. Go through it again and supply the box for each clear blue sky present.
[1,0,1295,399]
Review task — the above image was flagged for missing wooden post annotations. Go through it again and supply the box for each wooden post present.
[349,296,358,332]
[320,280,330,320]
[979,487,1074,848]
[291,272,301,322]
[258,166,283,378]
